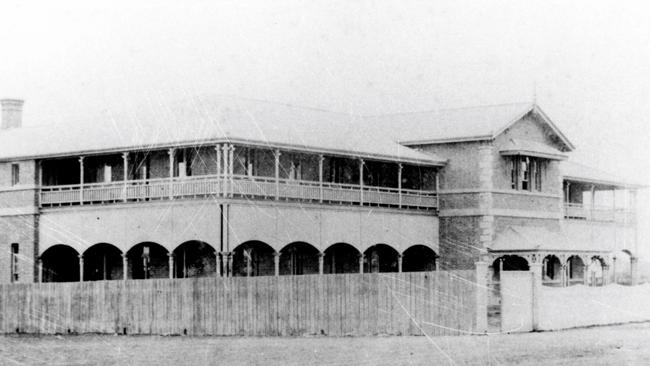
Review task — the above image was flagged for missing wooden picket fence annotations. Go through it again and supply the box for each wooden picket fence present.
[0,271,477,336]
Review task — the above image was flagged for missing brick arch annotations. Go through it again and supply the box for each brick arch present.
[172,240,218,278]
[41,244,80,283]
[232,240,276,277]
[125,241,170,279]
[323,242,361,274]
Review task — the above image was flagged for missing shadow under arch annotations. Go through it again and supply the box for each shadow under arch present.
[173,240,217,278]
[492,255,529,281]
[364,243,399,273]
[232,240,276,277]
[567,255,585,285]
[323,242,361,274]
[41,244,80,282]
[402,244,437,272]
[126,242,169,279]
[542,254,562,284]
[279,241,319,275]
[83,242,123,281]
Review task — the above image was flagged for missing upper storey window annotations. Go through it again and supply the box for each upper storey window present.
[11,163,19,186]
[510,156,544,192]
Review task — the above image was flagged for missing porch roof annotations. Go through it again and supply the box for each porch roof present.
[561,161,644,189]
[0,96,445,166]
[490,225,621,254]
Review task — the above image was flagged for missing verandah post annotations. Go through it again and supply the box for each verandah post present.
[274,149,281,200]
[359,158,364,205]
[122,152,128,202]
[318,154,324,203]
[168,148,175,200]
[79,255,84,282]
[215,144,221,197]
[79,156,84,205]
[168,252,174,279]
[122,254,128,281]
[274,251,280,276]
[215,251,222,277]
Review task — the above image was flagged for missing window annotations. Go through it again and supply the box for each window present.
[510,156,544,191]
[10,243,18,282]
[11,163,19,186]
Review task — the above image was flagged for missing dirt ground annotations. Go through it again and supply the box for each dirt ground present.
[2,322,650,365]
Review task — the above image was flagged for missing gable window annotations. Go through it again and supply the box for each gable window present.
[510,156,544,191]
[11,163,19,186]
[10,243,18,282]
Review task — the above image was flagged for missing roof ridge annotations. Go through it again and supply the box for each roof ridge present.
[362,101,533,118]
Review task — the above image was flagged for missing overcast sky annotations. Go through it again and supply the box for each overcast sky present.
[1,0,649,255]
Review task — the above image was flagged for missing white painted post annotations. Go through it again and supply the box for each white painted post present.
[583,260,589,286]
[215,252,222,277]
[215,145,222,197]
[229,145,235,197]
[359,255,364,274]
[221,144,229,196]
[79,156,84,205]
[168,253,174,279]
[122,152,129,202]
[530,262,542,331]
[122,254,128,281]
[318,252,324,275]
[397,254,403,273]
[475,261,488,334]
[274,251,280,277]
[274,149,281,200]
[612,257,617,285]
[168,148,175,200]
[318,154,324,203]
[590,185,596,220]
[397,163,403,208]
[79,255,84,282]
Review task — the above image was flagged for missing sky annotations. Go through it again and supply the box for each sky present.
[1,0,649,255]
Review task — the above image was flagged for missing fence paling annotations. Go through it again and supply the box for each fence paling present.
[0,271,475,336]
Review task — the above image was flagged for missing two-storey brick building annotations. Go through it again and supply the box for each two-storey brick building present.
[0,97,640,286]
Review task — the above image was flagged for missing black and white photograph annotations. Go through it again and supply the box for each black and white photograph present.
[1,0,650,364]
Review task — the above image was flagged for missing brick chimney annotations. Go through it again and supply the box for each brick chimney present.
[1,99,24,129]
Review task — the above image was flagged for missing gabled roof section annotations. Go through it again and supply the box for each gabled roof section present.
[364,102,575,151]
[561,161,645,189]
[0,96,445,166]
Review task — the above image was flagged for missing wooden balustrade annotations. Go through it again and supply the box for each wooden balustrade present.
[40,175,438,210]
[563,203,633,223]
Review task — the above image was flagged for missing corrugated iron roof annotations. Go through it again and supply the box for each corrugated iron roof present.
[0,96,445,165]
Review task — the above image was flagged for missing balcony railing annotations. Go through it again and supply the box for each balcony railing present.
[564,203,634,223]
[40,174,438,210]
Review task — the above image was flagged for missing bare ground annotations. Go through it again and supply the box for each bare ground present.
[2,322,650,365]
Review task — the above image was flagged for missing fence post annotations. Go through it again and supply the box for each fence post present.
[530,262,542,331]
[474,261,488,334]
